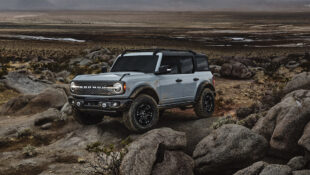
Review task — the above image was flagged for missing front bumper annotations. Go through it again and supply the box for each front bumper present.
[68,96,132,113]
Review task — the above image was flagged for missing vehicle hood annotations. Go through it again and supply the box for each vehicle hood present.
[73,72,145,81]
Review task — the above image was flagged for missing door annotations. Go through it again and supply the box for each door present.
[179,57,197,101]
[158,56,185,104]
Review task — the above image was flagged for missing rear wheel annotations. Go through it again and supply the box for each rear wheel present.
[72,108,103,125]
[123,94,159,132]
[194,88,215,118]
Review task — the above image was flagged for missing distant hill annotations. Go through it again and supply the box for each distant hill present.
[0,0,309,11]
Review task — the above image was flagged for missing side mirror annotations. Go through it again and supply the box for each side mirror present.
[155,65,172,75]
[101,66,108,73]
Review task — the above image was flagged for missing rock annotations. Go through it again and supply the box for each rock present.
[152,151,194,175]
[298,122,310,152]
[259,164,292,175]
[234,161,268,175]
[16,88,67,115]
[60,102,72,121]
[120,128,186,175]
[78,58,92,66]
[3,72,51,94]
[38,163,83,175]
[253,90,310,158]
[293,170,310,175]
[220,62,254,79]
[34,108,61,126]
[209,65,221,74]
[238,113,265,129]
[69,57,83,65]
[0,94,35,115]
[40,123,53,130]
[286,61,300,69]
[193,124,268,174]
[236,106,255,119]
[39,70,56,83]
[159,117,219,154]
[283,72,310,94]
[287,156,307,170]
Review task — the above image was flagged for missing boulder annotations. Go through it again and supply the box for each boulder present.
[34,108,61,126]
[3,72,51,94]
[259,164,292,175]
[209,65,221,74]
[193,124,268,174]
[120,128,186,175]
[220,62,254,79]
[0,94,35,115]
[234,161,268,175]
[152,151,194,175]
[293,170,310,175]
[283,72,310,94]
[60,102,72,121]
[253,90,310,158]
[298,122,310,152]
[1,88,67,115]
[287,156,307,171]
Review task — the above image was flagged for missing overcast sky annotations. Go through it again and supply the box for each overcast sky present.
[0,0,310,11]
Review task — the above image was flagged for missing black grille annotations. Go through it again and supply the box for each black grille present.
[72,81,116,96]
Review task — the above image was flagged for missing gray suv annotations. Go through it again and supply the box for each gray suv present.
[69,49,215,132]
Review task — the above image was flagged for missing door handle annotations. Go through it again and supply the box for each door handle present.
[176,79,182,82]
[193,78,199,81]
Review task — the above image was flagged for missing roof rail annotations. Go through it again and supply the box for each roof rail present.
[121,49,196,57]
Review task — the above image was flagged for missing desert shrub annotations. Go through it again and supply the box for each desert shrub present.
[23,145,37,158]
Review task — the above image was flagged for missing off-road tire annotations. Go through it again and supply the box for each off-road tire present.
[123,94,159,132]
[194,88,215,118]
[72,108,103,125]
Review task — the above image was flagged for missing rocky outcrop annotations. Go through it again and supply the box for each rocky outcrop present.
[298,122,310,152]
[0,88,67,116]
[234,161,268,175]
[151,151,194,175]
[3,72,51,94]
[33,108,61,126]
[287,156,307,171]
[120,128,187,175]
[220,62,254,79]
[283,72,310,94]
[193,124,268,174]
[253,90,310,158]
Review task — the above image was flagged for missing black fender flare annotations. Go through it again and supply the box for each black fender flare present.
[194,81,216,102]
[129,85,160,103]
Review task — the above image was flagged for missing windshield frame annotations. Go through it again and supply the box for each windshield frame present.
[110,53,160,73]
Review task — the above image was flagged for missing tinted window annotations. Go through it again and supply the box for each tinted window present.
[160,56,180,74]
[180,57,194,74]
[111,56,158,73]
[196,56,209,71]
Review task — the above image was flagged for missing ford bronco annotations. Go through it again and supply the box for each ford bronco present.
[69,49,215,132]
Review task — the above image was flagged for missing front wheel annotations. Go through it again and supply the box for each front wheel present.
[123,94,159,132]
[72,108,103,125]
[194,88,215,118]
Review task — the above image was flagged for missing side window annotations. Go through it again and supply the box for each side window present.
[180,57,194,74]
[160,56,180,74]
[195,56,209,71]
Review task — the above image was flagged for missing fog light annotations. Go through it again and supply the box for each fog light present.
[76,101,81,107]
[71,100,75,105]
[102,103,107,108]
[112,102,119,107]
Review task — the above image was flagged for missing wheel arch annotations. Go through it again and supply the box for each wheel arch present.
[129,85,160,104]
[195,81,215,102]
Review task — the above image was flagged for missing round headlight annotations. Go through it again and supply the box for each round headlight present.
[70,82,76,92]
[113,83,123,93]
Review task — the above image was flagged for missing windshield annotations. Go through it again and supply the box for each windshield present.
[110,55,158,73]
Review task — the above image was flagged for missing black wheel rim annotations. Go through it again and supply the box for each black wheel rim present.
[135,103,154,126]
[203,93,214,113]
